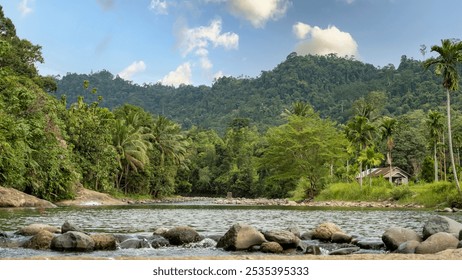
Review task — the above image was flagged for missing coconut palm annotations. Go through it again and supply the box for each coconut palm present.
[424,39,462,196]
[380,117,397,183]
[426,110,444,182]
[281,101,314,118]
[112,117,152,193]
[345,115,376,190]
[358,145,384,187]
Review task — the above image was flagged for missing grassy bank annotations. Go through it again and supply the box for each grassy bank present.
[314,179,462,208]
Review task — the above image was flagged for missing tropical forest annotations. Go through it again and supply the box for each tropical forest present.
[2,6,462,208]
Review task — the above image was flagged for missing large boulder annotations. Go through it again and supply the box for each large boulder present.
[91,233,117,250]
[415,232,459,254]
[382,227,422,251]
[216,223,266,251]
[163,226,202,246]
[22,230,54,250]
[16,224,61,236]
[312,222,344,241]
[263,229,300,249]
[422,215,462,239]
[150,235,170,248]
[50,231,95,252]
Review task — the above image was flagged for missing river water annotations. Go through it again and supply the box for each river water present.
[1,202,461,258]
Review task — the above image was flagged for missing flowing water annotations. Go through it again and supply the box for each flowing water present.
[1,202,461,258]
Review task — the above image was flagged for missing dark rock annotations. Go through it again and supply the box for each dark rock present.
[263,229,300,249]
[61,221,82,234]
[422,215,462,239]
[312,223,344,241]
[331,232,352,244]
[51,231,95,252]
[382,227,422,251]
[328,246,360,255]
[260,241,283,254]
[216,223,266,251]
[22,230,54,250]
[91,233,117,250]
[150,235,170,248]
[0,231,8,238]
[119,238,151,249]
[16,224,61,236]
[164,226,202,246]
[458,241,462,249]
[395,240,420,254]
[415,232,459,254]
[356,240,385,250]
[459,229,462,241]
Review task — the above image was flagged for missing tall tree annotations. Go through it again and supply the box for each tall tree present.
[380,117,398,183]
[426,110,444,182]
[424,39,462,196]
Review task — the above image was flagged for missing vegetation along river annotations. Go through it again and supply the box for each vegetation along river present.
[1,202,461,258]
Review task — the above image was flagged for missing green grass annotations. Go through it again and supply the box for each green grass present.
[315,179,462,208]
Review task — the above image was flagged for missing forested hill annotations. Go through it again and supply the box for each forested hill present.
[54,53,452,133]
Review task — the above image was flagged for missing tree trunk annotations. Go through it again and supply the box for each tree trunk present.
[359,161,363,191]
[387,150,393,184]
[446,89,462,195]
[434,143,438,182]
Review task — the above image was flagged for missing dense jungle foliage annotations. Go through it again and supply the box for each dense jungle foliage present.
[2,6,462,203]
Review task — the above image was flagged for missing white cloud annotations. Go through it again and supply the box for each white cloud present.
[227,0,290,28]
[18,0,33,17]
[149,0,169,15]
[293,22,311,40]
[179,19,239,56]
[294,24,359,58]
[160,63,192,87]
[213,70,225,81]
[118,61,147,80]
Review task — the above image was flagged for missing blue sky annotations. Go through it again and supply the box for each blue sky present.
[2,0,462,86]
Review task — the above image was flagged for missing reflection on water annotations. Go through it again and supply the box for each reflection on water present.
[1,204,461,258]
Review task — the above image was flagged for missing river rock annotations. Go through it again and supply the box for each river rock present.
[260,241,283,254]
[119,238,151,249]
[355,240,385,250]
[163,226,202,246]
[422,215,462,239]
[459,241,462,248]
[312,222,344,241]
[16,223,61,236]
[382,227,422,251]
[153,227,169,236]
[183,238,217,248]
[395,240,421,254]
[51,231,95,252]
[150,235,170,248]
[263,229,300,249]
[216,223,266,251]
[22,230,54,250]
[0,231,8,238]
[331,232,352,244]
[415,232,459,254]
[91,233,117,250]
[61,221,83,234]
[297,242,322,255]
[328,246,360,255]
[287,226,301,238]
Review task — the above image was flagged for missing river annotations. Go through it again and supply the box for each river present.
[1,202,461,258]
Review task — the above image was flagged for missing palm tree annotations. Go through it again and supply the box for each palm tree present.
[424,39,462,196]
[112,118,152,193]
[282,101,314,118]
[380,117,397,183]
[358,145,384,187]
[426,110,444,182]
[345,115,376,190]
